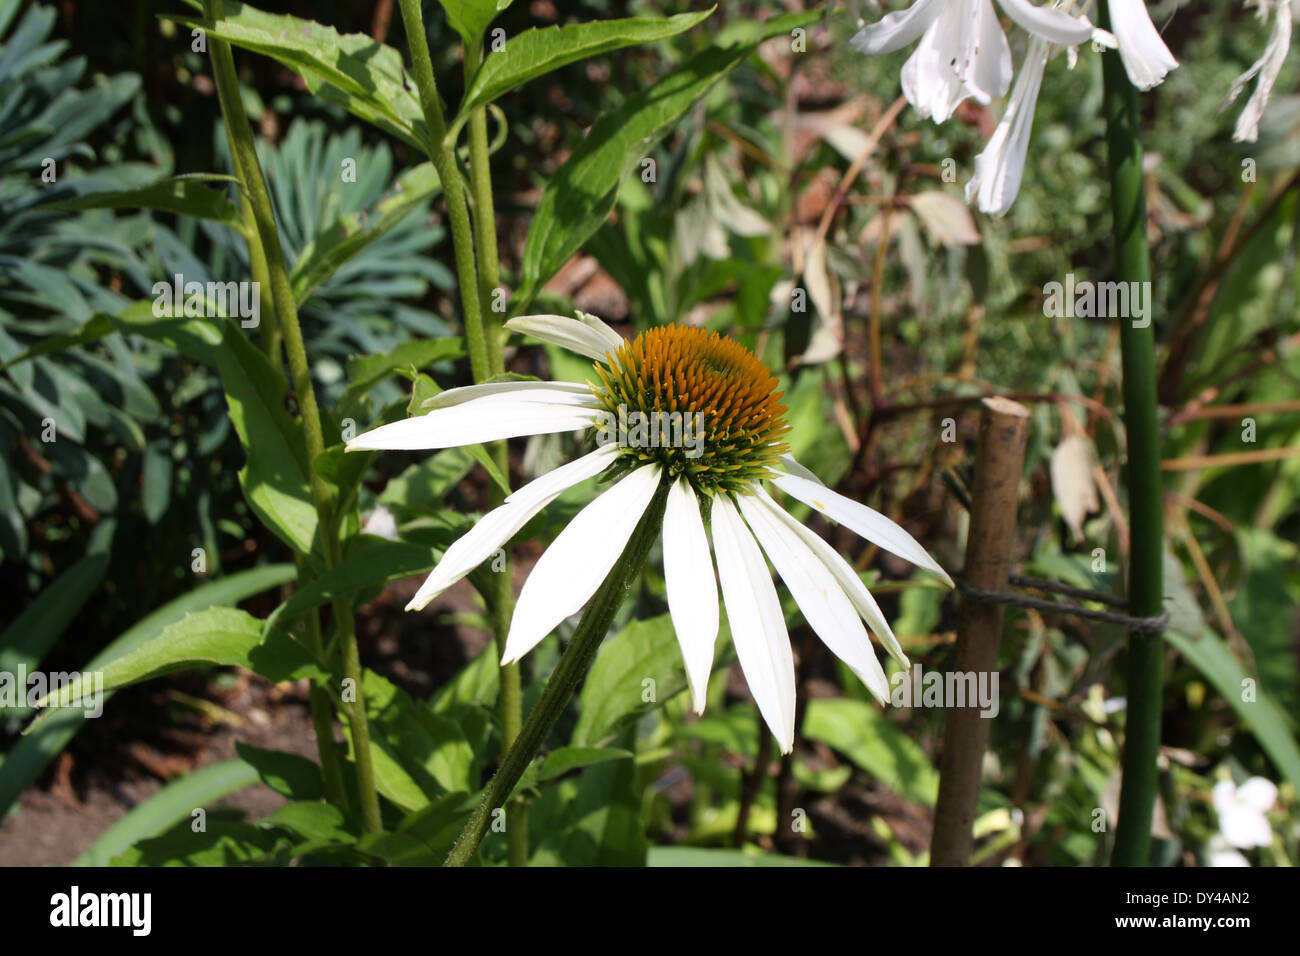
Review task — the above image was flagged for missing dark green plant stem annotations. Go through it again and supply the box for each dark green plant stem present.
[1100,1,1165,867]
[444,480,672,866]
[462,32,526,867]
[396,0,490,382]
[204,0,382,832]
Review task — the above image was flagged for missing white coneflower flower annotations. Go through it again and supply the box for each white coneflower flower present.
[1220,0,1295,142]
[1212,776,1277,849]
[850,0,1112,122]
[348,315,953,752]
[1107,0,1178,90]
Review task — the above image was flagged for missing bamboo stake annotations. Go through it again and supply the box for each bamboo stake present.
[930,397,1030,866]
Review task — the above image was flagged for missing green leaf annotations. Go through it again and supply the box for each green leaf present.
[436,0,513,45]
[234,742,325,801]
[571,614,687,747]
[454,10,713,130]
[30,607,323,714]
[0,547,110,679]
[530,729,644,865]
[263,539,437,636]
[0,564,295,818]
[110,814,283,866]
[257,801,351,843]
[0,313,114,371]
[338,336,464,416]
[74,759,261,866]
[349,670,474,812]
[358,791,473,865]
[170,1,428,151]
[802,698,941,806]
[1166,626,1300,793]
[430,644,499,715]
[41,174,243,231]
[291,162,442,306]
[516,12,816,306]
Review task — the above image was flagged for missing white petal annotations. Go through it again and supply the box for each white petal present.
[996,0,1105,48]
[662,478,719,714]
[505,313,624,365]
[1220,806,1273,850]
[901,20,975,122]
[406,444,619,611]
[966,36,1049,217]
[775,452,824,485]
[710,494,796,754]
[1109,0,1178,91]
[1222,0,1291,143]
[751,485,908,667]
[421,379,594,410]
[1211,779,1237,815]
[738,491,890,704]
[769,471,954,587]
[968,0,1014,102]
[849,0,944,55]
[502,464,661,663]
[346,394,601,451]
[1237,776,1279,813]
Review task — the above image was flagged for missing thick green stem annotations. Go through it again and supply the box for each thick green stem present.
[397,0,491,382]
[444,481,672,867]
[204,0,382,832]
[1100,2,1165,867]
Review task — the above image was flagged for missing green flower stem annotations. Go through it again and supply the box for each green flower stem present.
[397,0,490,383]
[1100,1,1165,867]
[204,0,382,833]
[444,480,672,867]
[462,32,527,867]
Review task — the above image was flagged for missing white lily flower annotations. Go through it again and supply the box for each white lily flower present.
[966,36,1051,216]
[1205,834,1251,867]
[349,315,952,753]
[1108,0,1178,90]
[1212,776,1277,849]
[851,0,1112,122]
[1219,0,1295,142]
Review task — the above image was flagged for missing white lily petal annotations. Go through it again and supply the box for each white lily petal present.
[710,494,796,754]
[769,471,953,587]
[505,313,624,364]
[1237,777,1279,813]
[966,36,1049,217]
[738,492,890,704]
[346,395,602,451]
[969,0,1014,102]
[1222,0,1291,143]
[849,0,944,55]
[405,445,619,611]
[751,486,908,667]
[663,478,719,714]
[1221,808,1273,850]
[997,0,1102,47]
[503,464,661,663]
[902,20,976,121]
[1109,0,1178,91]
[421,379,594,410]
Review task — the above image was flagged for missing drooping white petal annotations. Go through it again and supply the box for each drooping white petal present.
[346,394,602,451]
[662,478,719,713]
[502,464,661,663]
[421,379,594,411]
[738,491,890,704]
[966,36,1049,217]
[710,494,796,754]
[1237,776,1279,813]
[1109,0,1178,91]
[750,486,908,667]
[1220,0,1292,143]
[768,471,954,587]
[775,452,825,485]
[849,0,945,55]
[897,0,1011,120]
[505,313,624,365]
[406,444,619,611]
[997,0,1112,48]
[968,0,1015,102]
